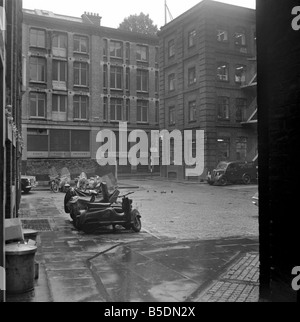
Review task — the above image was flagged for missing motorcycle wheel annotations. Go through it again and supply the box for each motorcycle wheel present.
[51,182,59,193]
[131,210,142,233]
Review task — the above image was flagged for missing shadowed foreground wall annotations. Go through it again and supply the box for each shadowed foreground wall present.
[257,0,300,302]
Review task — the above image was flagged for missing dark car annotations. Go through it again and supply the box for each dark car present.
[21,176,37,194]
[207,161,258,186]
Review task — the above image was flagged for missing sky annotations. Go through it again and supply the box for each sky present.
[22,0,256,29]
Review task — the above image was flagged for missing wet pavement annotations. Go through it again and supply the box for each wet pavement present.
[6,181,260,303]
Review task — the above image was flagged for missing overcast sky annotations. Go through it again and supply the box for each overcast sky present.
[22,0,256,29]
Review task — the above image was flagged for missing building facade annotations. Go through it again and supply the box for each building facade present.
[1,0,23,302]
[22,10,159,181]
[158,0,257,180]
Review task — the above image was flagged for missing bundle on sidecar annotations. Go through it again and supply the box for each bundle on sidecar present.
[65,182,141,234]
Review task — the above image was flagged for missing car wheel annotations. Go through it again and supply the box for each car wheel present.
[243,174,251,185]
[23,188,31,194]
[219,176,228,186]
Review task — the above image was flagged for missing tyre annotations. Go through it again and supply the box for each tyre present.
[51,182,59,193]
[242,174,251,185]
[131,210,142,233]
[23,188,31,194]
[219,176,228,186]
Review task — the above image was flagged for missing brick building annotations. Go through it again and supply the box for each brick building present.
[21,9,159,180]
[1,0,23,302]
[158,0,257,180]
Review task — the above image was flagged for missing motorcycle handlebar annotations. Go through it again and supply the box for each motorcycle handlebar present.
[118,191,135,198]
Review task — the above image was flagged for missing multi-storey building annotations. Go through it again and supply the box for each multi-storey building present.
[1,0,23,302]
[22,9,159,180]
[158,0,257,180]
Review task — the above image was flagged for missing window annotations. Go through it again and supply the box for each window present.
[236,98,247,122]
[217,138,230,161]
[217,63,229,81]
[110,40,123,58]
[71,131,90,152]
[126,43,130,60]
[30,57,46,82]
[52,95,67,112]
[189,101,197,122]
[188,30,196,48]
[155,71,159,93]
[217,97,230,120]
[50,130,70,152]
[235,65,246,83]
[137,100,149,123]
[126,68,130,90]
[155,101,159,124]
[136,45,148,62]
[74,62,89,86]
[155,47,159,64]
[110,98,123,121]
[103,97,108,121]
[103,39,108,57]
[74,35,89,53]
[52,33,67,56]
[168,39,175,58]
[125,99,130,122]
[74,96,88,120]
[169,106,176,125]
[27,129,48,152]
[168,73,176,92]
[30,93,46,118]
[30,29,46,48]
[103,64,108,88]
[236,137,247,160]
[110,66,123,89]
[217,28,228,42]
[188,67,196,86]
[137,69,149,92]
[53,60,67,82]
[234,28,247,46]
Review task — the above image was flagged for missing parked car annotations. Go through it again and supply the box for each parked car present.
[252,192,259,207]
[21,175,37,194]
[207,161,258,186]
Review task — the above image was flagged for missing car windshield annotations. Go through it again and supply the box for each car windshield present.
[216,162,229,170]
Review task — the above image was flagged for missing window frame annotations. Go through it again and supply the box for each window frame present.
[30,57,46,83]
[74,35,89,54]
[234,28,247,47]
[168,73,176,92]
[217,96,230,121]
[136,45,149,62]
[29,92,46,119]
[188,101,197,122]
[110,98,123,122]
[217,27,229,42]
[110,40,123,59]
[74,62,89,87]
[137,100,149,123]
[110,66,123,90]
[217,63,229,82]
[30,28,46,48]
[52,94,67,113]
[188,67,197,86]
[73,95,88,120]
[169,106,176,125]
[137,69,149,92]
[188,29,197,48]
[168,39,175,58]
[235,65,247,84]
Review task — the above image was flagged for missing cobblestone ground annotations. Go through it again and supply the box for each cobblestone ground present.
[196,253,259,302]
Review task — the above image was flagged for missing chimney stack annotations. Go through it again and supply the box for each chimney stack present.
[82,12,102,26]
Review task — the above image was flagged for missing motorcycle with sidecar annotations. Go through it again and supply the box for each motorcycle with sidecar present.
[65,182,141,234]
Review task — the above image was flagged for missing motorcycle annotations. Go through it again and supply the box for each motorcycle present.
[49,167,71,193]
[66,188,141,235]
[64,181,120,214]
